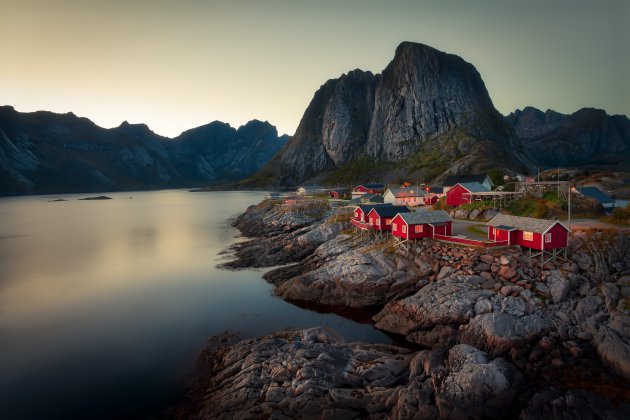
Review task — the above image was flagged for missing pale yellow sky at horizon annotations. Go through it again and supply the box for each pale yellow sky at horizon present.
[1,0,628,137]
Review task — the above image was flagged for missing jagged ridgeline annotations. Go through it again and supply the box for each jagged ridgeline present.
[249,41,530,187]
[247,41,630,187]
[0,106,288,194]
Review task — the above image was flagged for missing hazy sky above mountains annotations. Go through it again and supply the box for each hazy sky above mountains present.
[2,0,628,137]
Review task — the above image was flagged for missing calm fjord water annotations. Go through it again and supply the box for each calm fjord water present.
[0,190,388,419]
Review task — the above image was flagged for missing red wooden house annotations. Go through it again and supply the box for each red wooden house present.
[329,188,350,199]
[391,210,453,240]
[366,205,410,231]
[423,186,443,205]
[486,214,570,250]
[352,183,386,198]
[353,203,392,223]
[445,182,489,207]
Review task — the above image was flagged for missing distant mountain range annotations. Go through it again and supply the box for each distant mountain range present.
[246,42,629,187]
[2,42,628,194]
[0,106,288,194]
[507,106,630,169]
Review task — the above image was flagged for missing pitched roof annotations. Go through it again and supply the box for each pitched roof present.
[384,187,402,196]
[352,194,384,204]
[356,203,392,213]
[369,205,410,218]
[357,183,385,189]
[580,187,614,204]
[487,213,570,234]
[396,186,426,198]
[443,174,492,187]
[398,210,452,225]
[427,186,444,194]
[456,182,489,193]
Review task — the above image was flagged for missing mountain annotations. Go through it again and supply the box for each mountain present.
[253,42,529,186]
[506,107,630,169]
[0,106,288,194]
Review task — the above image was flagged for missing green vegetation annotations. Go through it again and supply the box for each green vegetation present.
[505,192,602,219]
[405,129,470,181]
[466,224,487,236]
[432,196,449,210]
[506,196,554,218]
[323,156,390,185]
[457,201,492,211]
[601,204,630,226]
[487,169,505,186]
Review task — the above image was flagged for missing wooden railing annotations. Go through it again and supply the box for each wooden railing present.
[351,219,373,230]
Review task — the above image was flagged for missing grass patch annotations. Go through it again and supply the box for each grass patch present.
[466,225,487,236]
[323,156,390,185]
[601,204,630,226]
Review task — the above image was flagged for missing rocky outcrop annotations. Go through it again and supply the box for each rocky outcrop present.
[217,194,630,418]
[519,387,630,420]
[221,200,340,269]
[255,42,528,186]
[272,236,423,307]
[180,327,529,419]
[0,106,287,194]
[374,275,552,355]
[507,106,630,170]
[450,206,499,221]
[180,327,629,419]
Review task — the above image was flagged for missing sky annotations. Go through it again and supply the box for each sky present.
[2,0,628,138]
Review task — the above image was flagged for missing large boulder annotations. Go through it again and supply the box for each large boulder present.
[373,277,495,337]
[435,344,523,419]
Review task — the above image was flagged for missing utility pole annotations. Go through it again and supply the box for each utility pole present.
[568,181,571,230]
[557,168,560,199]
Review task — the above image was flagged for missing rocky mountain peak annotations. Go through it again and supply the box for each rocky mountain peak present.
[255,41,524,186]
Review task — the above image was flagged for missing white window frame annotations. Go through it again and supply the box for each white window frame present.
[415,225,423,233]
[544,233,552,243]
[402,225,407,233]
[523,231,533,241]
[392,223,397,232]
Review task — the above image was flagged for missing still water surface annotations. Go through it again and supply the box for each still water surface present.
[0,190,389,419]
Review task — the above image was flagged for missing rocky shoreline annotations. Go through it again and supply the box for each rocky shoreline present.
[182,200,630,418]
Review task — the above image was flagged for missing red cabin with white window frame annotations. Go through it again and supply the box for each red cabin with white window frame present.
[486,214,570,250]
[366,205,410,231]
[352,183,386,197]
[353,203,393,223]
[391,210,453,239]
[445,182,489,207]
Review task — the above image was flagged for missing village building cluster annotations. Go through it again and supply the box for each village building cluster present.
[277,173,618,267]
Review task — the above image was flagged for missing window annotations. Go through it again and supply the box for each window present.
[386,219,392,225]
[392,224,397,232]
[415,225,423,233]
[402,225,407,233]
[523,231,533,241]
[544,233,552,243]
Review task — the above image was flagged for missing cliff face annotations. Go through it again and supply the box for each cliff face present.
[507,107,630,169]
[257,42,527,186]
[0,106,287,194]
